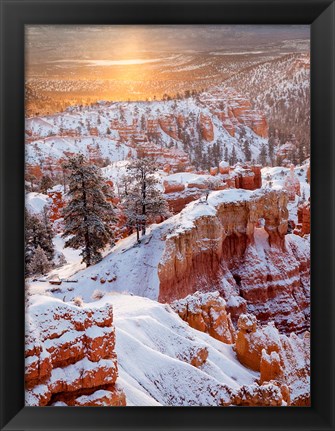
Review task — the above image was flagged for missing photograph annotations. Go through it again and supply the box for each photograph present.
[24,24,310,407]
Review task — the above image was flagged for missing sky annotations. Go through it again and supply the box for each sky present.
[26,25,310,64]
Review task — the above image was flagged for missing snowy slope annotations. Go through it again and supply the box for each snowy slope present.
[222,53,310,146]
[25,89,267,169]
[86,293,258,406]
[25,192,50,214]
[28,189,256,301]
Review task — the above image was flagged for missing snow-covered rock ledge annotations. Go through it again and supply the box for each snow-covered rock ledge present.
[25,295,126,406]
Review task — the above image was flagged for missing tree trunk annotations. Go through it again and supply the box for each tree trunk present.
[141,172,146,236]
[82,179,91,266]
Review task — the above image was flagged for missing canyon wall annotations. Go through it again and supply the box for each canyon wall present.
[158,189,310,334]
[25,296,126,406]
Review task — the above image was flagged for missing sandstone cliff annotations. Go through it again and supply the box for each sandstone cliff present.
[158,188,310,334]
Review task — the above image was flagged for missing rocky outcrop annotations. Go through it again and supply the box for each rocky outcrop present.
[231,381,286,406]
[295,200,310,236]
[171,291,236,344]
[25,296,126,406]
[163,174,227,214]
[283,165,301,201]
[47,185,64,223]
[158,189,289,301]
[235,314,310,406]
[158,188,310,334]
[199,113,214,141]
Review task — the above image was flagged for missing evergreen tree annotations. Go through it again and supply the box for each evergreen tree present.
[258,144,268,166]
[224,146,229,162]
[268,134,276,165]
[230,146,237,165]
[298,142,306,164]
[242,140,251,161]
[61,154,115,267]
[25,209,54,274]
[28,245,51,276]
[121,157,170,241]
[40,175,53,194]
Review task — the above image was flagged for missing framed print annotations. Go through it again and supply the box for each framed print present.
[0,0,334,430]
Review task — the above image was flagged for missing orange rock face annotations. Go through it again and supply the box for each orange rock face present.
[235,314,310,406]
[296,200,310,235]
[158,115,179,140]
[158,189,310,335]
[199,113,214,141]
[48,188,64,223]
[25,297,126,407]
[171,291,236,344]
[163,180,185,194]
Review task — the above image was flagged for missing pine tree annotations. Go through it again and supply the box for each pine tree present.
[25,209,54,274]
[298,142,305,164]
[224,146,229,162]
[230,146,237,165]
[40,175,53,194]
[121,157,170,241]
[28,245,51,276]
[242,140,251,162]
[258,144,268,166]
[61,154,115,267]
[268,135,275,165]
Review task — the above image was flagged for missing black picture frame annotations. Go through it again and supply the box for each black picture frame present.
[0,0,334,430]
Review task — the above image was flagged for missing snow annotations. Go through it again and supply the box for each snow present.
[25,86,268,169]
[28,188,274,301]
[26,192,50,214]
[261,163,310,222]
[219,160,229,169]
[92,293,258,406]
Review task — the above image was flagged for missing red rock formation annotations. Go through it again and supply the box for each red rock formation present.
[163,175,227,214]
[165,190,203,214]
[235,314,310,406]
[295,200,310,235]
[199,113,214,141]
[163,180,185,194]
[171,291,236,344]
[250,165,262,189]
[48,186,64,223]
[283,165,301,201]
[89,127,99,136]
[250,115,268,138]
[210,167,219,176]
[136,141,190,172]
[219,161,230,175]
[158,189,310,334]
[231,164,262,190]
[25,296,126,407]
[158,115,178,140]
[235,314,280,371]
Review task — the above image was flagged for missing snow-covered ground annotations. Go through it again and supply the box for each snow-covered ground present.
[25,192,50,214]
[27,188,259,301]
[87,293,258,406]
[25,89,268,167]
